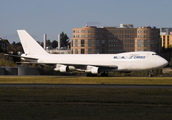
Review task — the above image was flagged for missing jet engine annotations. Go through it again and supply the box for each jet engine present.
[91,67,100,74]
[85,66,100,74]
[54,65,69,72]
[54,64,75,73]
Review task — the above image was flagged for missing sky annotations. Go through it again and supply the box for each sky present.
[0,0,172,43]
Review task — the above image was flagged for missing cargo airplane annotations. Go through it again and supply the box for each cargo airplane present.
[17,30,168,76]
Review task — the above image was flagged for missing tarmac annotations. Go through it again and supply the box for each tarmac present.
[1,84,172,88]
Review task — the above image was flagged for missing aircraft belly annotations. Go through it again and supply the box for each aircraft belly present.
[113,60,139,71]
[127,63,139,71]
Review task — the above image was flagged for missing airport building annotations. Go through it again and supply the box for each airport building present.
[161,31,172,49]
[135,26,161,52]
[71,24,161,54]
[160,28,172,35]
[160,28,172,49]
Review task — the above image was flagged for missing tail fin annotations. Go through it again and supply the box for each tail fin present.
[17,30,48,55]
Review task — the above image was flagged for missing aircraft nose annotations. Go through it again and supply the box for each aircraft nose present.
[164,59,168,67]
[157,57,168,68]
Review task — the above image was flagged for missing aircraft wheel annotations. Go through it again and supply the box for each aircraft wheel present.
[101,72,108,77]
[86,73,97,77]
[149,70,153,77]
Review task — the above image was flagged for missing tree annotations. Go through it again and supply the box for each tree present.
[60,32,70,48]
[0,53,16,66]
[4,41,23,53]
[46,40,52,47]
[0,39,10,53]
[52,40,58,48]
[16,46,23,52]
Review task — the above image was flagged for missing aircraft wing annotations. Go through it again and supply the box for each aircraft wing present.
[16,62,118,69]
[55,63,118,73]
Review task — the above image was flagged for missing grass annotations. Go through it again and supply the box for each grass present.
[1,76,172,119]
[0,87,172,120]
[0,76,172,84]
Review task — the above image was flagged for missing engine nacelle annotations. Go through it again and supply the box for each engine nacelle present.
[54,65,69,72]
[59,65,69,72]
[91,67,100,74]
[86,66,100,74]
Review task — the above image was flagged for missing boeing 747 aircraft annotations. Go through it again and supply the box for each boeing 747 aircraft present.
[17,30,168,76]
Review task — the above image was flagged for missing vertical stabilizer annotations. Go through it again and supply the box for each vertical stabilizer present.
[17,30,48,55]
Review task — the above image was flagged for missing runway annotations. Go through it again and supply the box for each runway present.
[0,84,172,88]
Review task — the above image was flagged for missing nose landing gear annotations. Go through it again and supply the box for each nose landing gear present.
[149,70,153,77]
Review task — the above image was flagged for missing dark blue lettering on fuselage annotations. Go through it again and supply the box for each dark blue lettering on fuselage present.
[114,56,146,59]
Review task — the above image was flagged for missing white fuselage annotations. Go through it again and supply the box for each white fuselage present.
[27,51,168,72]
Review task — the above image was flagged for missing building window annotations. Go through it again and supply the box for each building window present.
[81,39,85,47]
[96,40,99,46]
[144,40,148,47]
[75,49,78,54]
[81,30,85,33]
[102,40,105,47]
[137,49,141,51]
[137,40,141,47]
[144,49,148,51]
[151,40,154,47]
[88,39,92,47]
[75,39,78,47]
[81,49,85,54]
[88,49,92,54]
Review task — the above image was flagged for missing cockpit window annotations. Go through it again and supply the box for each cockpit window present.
[152,53,157,55]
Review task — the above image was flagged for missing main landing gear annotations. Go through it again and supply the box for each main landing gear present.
[149,70,153,77]
[101,72,108,77]
[86,72,109,77]
[86,73,97,77]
